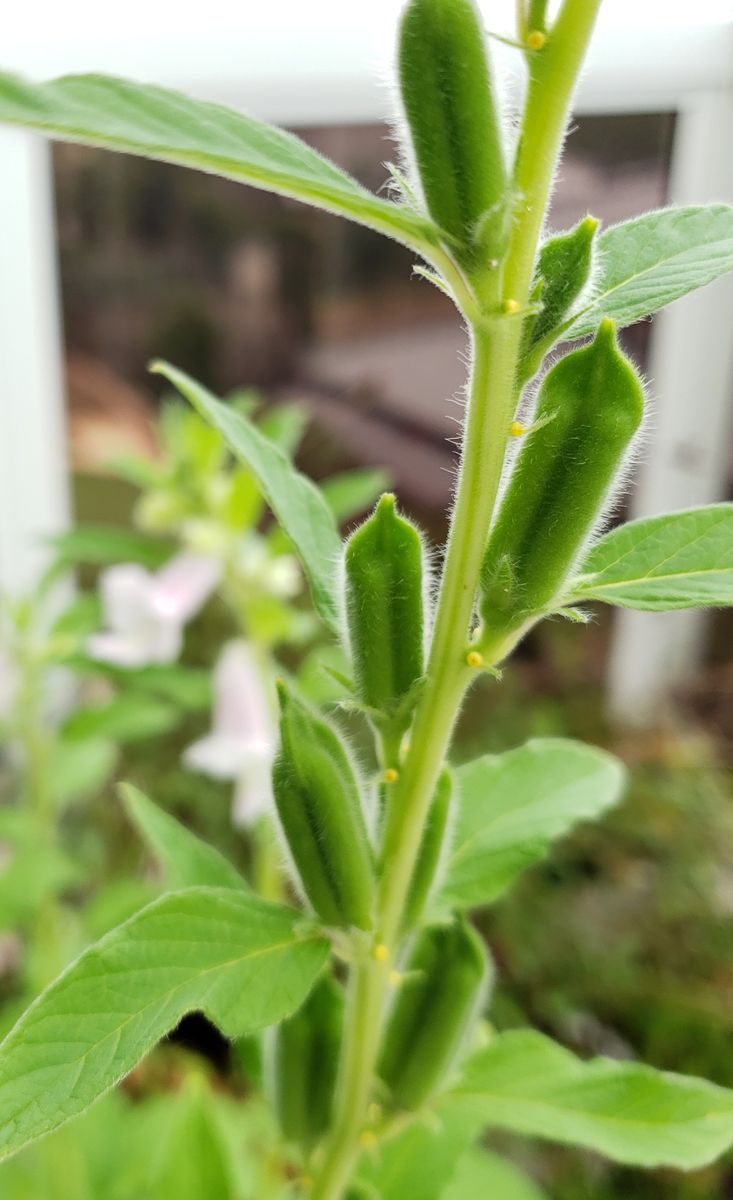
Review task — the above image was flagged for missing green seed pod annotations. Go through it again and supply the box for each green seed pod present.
[398,0,507,253]
[344,494,426,726]
[378,918,491,1110]
[401,769,453,931]
[265,972,343,1151]
[529,215,599,350]
[480,320,644,636]
[273,681,375,930]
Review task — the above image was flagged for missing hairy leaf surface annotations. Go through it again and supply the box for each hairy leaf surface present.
[153,362,342,631]
[453,1030,733,1169]
[120,784,248,892]
[439,739,625,910]
[0,73,437,252]
[567,205,733,336]
[0,889,327,1160]
[569,504,733,610]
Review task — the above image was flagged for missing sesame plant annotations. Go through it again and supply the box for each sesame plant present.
[2,2,733,1198]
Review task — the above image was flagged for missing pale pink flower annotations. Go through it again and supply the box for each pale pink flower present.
[183,640,276,828]
[88,553,221,668]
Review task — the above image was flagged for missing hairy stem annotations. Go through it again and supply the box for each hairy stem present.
[309,4,602,1196]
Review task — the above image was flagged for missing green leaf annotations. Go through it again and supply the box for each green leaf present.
[0,888,328,1161]
[443,1148,546,1200]
[83,878,160,940]
[120,783,248,892]
[0,846,79,930]
[568,504,733,611]
[357,1100,484,1200]
[50,594,102,641]
[134,1077,236,1200]
[153,362,343,632]
[439,739,625,910]
[49,737,118,810]
[0,73,437,253]
[452,1030,733,1170]
[115,664,212,712]
[62,694,180,743]
[567,205,733,337]
[50,526,171,570]
[321,469,392,525]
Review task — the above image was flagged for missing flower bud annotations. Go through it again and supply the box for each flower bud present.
[344,494,426,728]
[378,918,491,1110]
[480,320,644,639]
[273,681,375,930]
[398,0,507,256]
[529,215,598,351]
[265,972,343,1150]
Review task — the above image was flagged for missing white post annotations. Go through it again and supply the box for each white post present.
[607,88,733,721]
[0,131,71,597]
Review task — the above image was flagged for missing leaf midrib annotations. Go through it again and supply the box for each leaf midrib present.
[0,930,313,1090]
[568,218,733,333]
[456,1075,733,1133]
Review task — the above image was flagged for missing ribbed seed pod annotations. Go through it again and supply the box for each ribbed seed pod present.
[273,682,375,930]
[480,320,644,635]
[398,0,507,255]
[401,769,453,931]
[344,494,425,725]
[529,215,599,351]
[378,919,491,1110]
[265,972,343,1151]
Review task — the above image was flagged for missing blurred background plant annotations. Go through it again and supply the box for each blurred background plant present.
[0,397,386,1198]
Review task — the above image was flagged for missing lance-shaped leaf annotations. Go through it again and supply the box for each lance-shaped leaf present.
[0,73,437,254]
[62,693,180,743]
[120,783,248,892]
[451,1030,733,1170]
[444,1148,547,1200]
[567,504,733,611]
[50,525,171,570]
[0,888,328,1161]
[439,739,625,911]
[567,205,733,338]
[152,362,342,631]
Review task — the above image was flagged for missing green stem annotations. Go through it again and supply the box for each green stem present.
[309,6,602,1197]
[16,652,64,992]
[503,0,603,307]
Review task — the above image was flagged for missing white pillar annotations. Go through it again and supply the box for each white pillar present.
[0,131,71,598]
[607,89,733,722]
